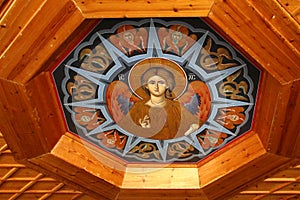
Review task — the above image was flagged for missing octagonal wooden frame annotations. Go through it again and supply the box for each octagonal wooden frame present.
[0,0,299,199]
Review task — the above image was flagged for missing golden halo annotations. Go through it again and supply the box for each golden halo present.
[128,58,187,99]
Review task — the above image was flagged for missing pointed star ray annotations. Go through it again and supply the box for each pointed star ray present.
[207,64,246,83]
[184,131,206,155]
[65,101,116,136]
[204,65,245,87]
[153,140,168,161]
[66,65,108,85]
[213,99,253,106]
[63,66,108,103]
[60,18,259,163]
[96,34,130,82]
[122,135,136,156]
[146,19,165,58]
[181,31,208,64]
[65,99,105,108]
[209,120,238,136]
[161,140,171,162]
[98,33,155,67]
[206,65,253,107]
[86,122,118,136]
[205,65,250,104]
[159,31,209,67]
[122,136,144,156]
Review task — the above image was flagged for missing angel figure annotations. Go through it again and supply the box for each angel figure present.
[109,25,148,56]
[106,58,211,140]
[158,25,197,56]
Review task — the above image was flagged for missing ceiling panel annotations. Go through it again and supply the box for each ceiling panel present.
[0,0,299,199]
[1,132,299,199]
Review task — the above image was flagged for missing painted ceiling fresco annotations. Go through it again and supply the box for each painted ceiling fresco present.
[52,18,260,163]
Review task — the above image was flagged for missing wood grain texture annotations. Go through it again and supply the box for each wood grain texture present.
[229,163,300,199]
[25,72,66,151]
[206,0,300,84]
[204,155,297,199]
[251,0,300,53]
[199,132,265,186]
[278,0,300,23]
[0,0,14,19]
[275,80,300,157]
[0,0,299,199]
[0,0,46,56]
[27,135,123,200]
[118,189,208,200]
[122,167,200,189]
[73,0,214,18]
[0,72,67,160]
[254,72,300,157]
[28,153,119,200]
[0,133,94,200]
[0,0,84,83]
[0,79,48,159]
[51,133,125,187]
[200,132,296,199]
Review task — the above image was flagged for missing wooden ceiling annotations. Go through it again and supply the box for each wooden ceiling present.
[0,133,299,199]
[0,0,299,199]
[278,0,300,23]
[0,133,93,199]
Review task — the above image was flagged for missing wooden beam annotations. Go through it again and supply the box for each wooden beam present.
[27,133,124,200]
[254,72,300,157]
[0,79,48,159]
[0,0,85,83]
[73,0,214,18]
[199,132,296,199]
[51,133,126,187]
[206,0,300,84]
[25,72,66,150]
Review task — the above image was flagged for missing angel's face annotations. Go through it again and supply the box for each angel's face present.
[146,75,168,97]
[171,31,182,44]
[123,32,133,43]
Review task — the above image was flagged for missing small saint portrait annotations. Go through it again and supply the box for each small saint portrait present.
[106,58,211,140]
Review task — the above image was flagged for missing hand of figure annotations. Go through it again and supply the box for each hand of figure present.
[139,115,151,128]
[184,123,199,136]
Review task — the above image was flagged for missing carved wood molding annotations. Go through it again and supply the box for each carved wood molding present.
[0,0,299,199]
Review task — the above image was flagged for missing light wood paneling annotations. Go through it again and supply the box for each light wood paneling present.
[0,0,85,83]
[206,0,300,84]
[73,0,215,18]
[278,0,300,23]
[230,164,300,200]
[0,132,299,199]
[0,0,299,199]
[0,133,94,200]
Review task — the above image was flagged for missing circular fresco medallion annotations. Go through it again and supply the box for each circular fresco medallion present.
[52,18,261,163]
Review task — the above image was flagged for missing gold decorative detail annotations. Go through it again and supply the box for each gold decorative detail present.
[130,143,160,159]
[67,75,97,101]
[200,38,237,71]
[219,70,249,101]
[168,142,195,158]
[79,45,112,73]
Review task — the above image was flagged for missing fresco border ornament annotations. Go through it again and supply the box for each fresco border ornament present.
[1,0,299,199]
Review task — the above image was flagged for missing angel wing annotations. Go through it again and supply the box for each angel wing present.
[179,80,211,122]
[106,81,139,123]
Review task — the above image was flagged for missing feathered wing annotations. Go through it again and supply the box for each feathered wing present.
[106,81,139,123]
[179,81,211,122]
